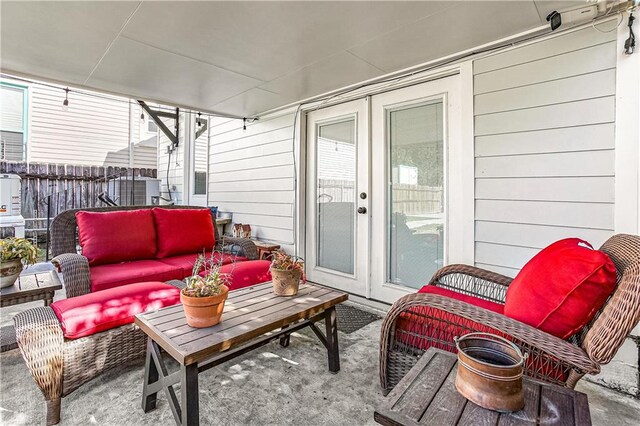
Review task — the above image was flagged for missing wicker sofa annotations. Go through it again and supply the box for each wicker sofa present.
[14,205,270,425]
[380,234,640,395]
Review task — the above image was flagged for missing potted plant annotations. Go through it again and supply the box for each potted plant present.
[180,254,230,328]
[0,237,38,288]
[270,250,304,296]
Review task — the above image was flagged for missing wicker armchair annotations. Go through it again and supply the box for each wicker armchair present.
[49,205,259,298]
[380,234,640,395]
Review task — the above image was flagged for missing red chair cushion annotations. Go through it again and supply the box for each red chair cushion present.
[90,260,184,293]
[76,209,157,265]
[504,238,617,339]
[201,260,271,291]
[158,252,247,276]
[51,282,180,339]
[417,285,504,313]
[153,208,216,258]
[396,285,567,384]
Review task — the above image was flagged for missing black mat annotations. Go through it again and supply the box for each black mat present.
[335,304,382,334]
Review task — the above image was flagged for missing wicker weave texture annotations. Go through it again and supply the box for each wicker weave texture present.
[13,281,186,425]
[379,235,640,395]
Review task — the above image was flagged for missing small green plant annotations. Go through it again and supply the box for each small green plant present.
[270,250,304,275]
[0,238,38,265]
[181,254,231,298]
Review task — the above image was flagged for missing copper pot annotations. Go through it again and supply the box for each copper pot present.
[454,333,528,412]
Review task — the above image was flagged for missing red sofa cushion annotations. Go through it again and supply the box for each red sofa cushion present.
[153,208,216,258]
[396,285,567,384]
[76,209,157,265]
[51,282,180,339]
[90,260,184,293]
[201,260,271,291]
[504,238,617,339]
[158,252,247,276]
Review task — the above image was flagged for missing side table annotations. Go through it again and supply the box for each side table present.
[0,262,63,352]
[252,240,281,260]
[374,348,591,426]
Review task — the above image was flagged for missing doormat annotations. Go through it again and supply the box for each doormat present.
[335,304,382,334]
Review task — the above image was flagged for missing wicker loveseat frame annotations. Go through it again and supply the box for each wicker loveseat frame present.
[14,205,259,425]
[380,234,640,395]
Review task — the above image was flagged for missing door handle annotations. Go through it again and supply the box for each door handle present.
[357,207,367,214]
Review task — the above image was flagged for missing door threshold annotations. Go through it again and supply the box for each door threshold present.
[306,281,390,314]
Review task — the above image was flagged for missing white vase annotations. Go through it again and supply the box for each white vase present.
[0,259,23,288]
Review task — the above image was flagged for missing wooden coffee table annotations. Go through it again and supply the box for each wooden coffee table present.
[375,348,591,426]
[135,282,348,426]
[0,262,63,352]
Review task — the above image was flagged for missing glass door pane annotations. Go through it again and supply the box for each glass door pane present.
[316,119,356,274]
[388,101,444,289]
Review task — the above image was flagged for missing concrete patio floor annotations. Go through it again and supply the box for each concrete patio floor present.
[1,303,639,426]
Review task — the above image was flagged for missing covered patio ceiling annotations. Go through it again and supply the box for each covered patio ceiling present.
[1,1,584,117]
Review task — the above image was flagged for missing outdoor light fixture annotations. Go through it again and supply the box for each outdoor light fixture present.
[140,112,145,121]
[61,87,69,111]
[197,112,202,127]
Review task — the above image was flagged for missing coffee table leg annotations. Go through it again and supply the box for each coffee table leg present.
[279,325,290,347]
[180,364,200,426]
[325,306,340,373]
[142,338,159,412]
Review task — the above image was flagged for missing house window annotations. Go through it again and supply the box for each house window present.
[0,83,27,161]
[147,120,158,133]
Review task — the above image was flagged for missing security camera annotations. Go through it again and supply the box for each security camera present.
[546,11,562,30]
[546,3,599,31]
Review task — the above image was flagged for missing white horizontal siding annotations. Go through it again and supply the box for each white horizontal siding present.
[472,27,616,275]
[208,111,296,246]
[28,85,132,166]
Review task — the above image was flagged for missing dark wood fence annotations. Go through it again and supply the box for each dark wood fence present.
[1,161,157,235]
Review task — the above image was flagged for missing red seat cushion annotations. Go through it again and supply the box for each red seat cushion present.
[90,260,184,293]
[51,282,180,339]
[158,252,247,276]
[201,260,271,291]
[76,209,157,265]
[153,208,215,258]
[504,238,617,339]
[396,285,568,384]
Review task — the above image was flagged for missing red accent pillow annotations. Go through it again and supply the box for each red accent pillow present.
[50,281,180,339]
[153,208,215,258]
[76,209,157,265]
[504,238,617,339]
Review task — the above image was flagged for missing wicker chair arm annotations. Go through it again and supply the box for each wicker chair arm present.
[380,292,600,391]
[14,307,64,404]
[217,237,259,260]
[51,253,91,298]
[428,264,513,303]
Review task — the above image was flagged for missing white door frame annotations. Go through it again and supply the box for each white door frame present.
[305,99,370,297]
[296,62,474,303]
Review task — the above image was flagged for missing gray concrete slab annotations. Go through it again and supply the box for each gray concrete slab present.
[1,318,639,425]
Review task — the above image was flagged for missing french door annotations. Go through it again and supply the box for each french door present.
[305,99,369,296]
[305,75,465,303]
[370,77,462,302]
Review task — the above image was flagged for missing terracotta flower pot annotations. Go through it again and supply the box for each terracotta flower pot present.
[180,285,229,328]
[270,268,302,296]
[0,259,23,289]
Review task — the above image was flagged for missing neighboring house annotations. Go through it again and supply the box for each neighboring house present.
[0,78,157,168]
